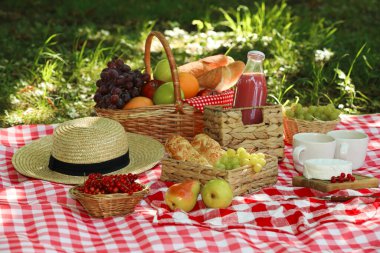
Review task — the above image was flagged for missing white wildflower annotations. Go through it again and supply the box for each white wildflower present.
[205,37,223,51]
[39,82,54,91]
[206,30,217,37]
[215,31,226,38]
[81,74,91,82]
[337,81,344,87]
[164,27,188,37]
[236,35,247,43]
[249,33,259,41]
[120,38,127,45]
[261,36,273,46]
[23,108,35,116]
[150,38,163,53]
[99,29,110,37]
[10,95,20,105]
[67,108,79,119]
[34,89,44,96]
[345,86,354,92]
[315,48,334,62]
[185,43,204,56]
[262,36,273,42]
[338,104,344,109]
[183,34,191,41]
[224,39,235,48]
[198,32,207,39]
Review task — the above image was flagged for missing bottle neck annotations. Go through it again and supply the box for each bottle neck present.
[244,58,264,74]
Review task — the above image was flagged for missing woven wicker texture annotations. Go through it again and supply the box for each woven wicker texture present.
[283,116,340,145]
[95,31,203,143]
[12,117,164,184]
[69,185,149,218]
[203,105,284,160]
[160,155,278,196]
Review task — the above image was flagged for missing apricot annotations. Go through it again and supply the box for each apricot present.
[123,96,154,109]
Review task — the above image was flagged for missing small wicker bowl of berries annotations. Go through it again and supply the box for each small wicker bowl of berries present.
[69,173,149,218]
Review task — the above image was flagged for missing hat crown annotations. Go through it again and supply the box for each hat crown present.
[51,117,128,164]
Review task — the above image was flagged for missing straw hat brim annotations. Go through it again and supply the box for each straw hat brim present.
[12,132,164,185]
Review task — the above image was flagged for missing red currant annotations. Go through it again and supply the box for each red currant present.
[78,173,142,195]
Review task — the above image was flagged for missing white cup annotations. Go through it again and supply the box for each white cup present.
[327,130,369,170]
[292,133,336,173]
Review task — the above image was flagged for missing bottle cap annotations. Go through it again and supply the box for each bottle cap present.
[248,51,265,61]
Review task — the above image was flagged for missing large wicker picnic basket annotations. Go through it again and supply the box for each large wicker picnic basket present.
[96,31,203,143]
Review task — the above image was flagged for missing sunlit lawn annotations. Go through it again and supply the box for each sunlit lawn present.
[0,0,379,127]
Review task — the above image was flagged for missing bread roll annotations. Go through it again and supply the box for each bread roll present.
[178,55,233,78]
[197,61,245,93]
[191,134,224,165]
[165,135,210,166]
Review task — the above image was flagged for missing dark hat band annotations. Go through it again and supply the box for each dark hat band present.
[48,151,130,176]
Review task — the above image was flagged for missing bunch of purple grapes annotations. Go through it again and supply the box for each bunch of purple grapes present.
[94,58,150,109]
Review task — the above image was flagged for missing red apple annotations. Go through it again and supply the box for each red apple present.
[142,79,163,99]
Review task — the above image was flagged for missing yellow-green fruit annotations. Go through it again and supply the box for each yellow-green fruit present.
[153,82,185,105]
[153,59,172,83]
[201,179,233,208]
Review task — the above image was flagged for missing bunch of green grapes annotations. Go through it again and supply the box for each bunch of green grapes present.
[214,147,266,173]
[285,103,341,121]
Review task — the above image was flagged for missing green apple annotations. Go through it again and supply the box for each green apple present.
[201,179,233,208]
[165,180,201,212]
[153,59,172,83]
[153,82,185,105]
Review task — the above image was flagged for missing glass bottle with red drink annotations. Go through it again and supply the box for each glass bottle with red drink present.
[233,51,267,125]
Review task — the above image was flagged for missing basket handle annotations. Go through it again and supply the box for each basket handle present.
[144,31,184,113]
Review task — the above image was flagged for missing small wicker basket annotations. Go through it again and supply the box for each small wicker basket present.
[69,185,149,218]
[96,31,203,144]
[203,105,284,160]
[283,116,340,145]
[160,155,278,196]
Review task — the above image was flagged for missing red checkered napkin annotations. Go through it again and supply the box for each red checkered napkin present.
[184,90,234,112]
[146,181,380,235]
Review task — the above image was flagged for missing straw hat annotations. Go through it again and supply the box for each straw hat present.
[12,117,164,184]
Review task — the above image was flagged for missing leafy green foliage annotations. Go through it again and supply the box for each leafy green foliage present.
[0,0,379,127]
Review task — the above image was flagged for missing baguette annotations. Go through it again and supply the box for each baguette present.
[165,135,210,166]
[191,134,224,165]
[197,61,245,93]
[178,55,233,78]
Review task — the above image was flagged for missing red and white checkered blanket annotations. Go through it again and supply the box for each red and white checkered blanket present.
[0,114,379,252]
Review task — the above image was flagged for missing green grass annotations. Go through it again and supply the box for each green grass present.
[0,0,379,127]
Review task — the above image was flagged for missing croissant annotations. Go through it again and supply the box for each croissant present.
[165,135,210,166]
[191,134,224,165]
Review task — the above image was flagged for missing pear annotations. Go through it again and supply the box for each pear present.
[165,179,201,212]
